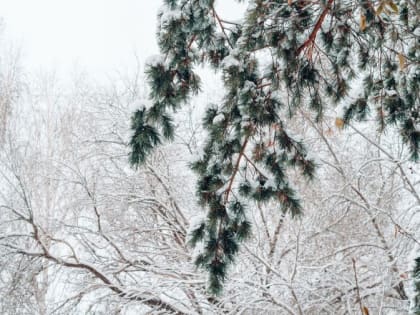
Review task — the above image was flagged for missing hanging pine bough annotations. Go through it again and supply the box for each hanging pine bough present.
[130,0,419,294]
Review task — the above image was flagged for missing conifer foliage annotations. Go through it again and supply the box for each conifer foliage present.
[130,0,419,293]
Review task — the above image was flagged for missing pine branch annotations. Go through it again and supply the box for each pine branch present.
[297,0,334,56]
[223,135,250,203]
[212,7,234,49]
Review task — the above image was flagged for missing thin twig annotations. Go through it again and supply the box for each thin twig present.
[352,258,364,314]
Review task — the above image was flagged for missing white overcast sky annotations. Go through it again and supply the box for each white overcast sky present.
[0,1,245,79]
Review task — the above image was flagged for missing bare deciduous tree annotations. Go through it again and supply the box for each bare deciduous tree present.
[0,61,418,314]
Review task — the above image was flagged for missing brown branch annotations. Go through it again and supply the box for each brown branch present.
[224,135,250,202]
[212,7,234,49]
[187,34,197,50]
[243,153,267,178]
[297,0,334,56]
[214,135,251,260]
[352,258,364,314]
[219,19,241,26]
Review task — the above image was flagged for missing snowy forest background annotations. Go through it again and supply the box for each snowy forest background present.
[0,1,419,314]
